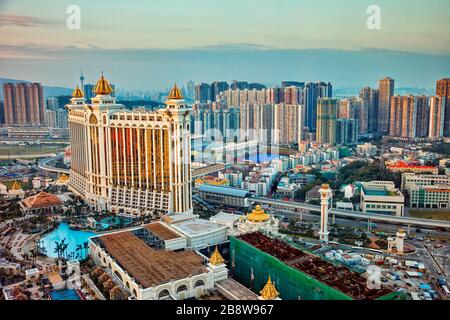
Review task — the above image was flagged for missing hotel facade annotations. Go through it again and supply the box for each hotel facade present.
[67,75,192,216]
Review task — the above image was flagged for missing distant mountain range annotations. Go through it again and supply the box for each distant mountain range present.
[0,78,72,100]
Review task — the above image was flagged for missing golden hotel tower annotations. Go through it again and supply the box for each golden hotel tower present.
[67,74,192,216]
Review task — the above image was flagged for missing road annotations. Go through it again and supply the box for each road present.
[37,154,70,175]
[253,197,450,229]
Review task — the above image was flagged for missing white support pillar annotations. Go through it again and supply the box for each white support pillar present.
[318,184,332,243]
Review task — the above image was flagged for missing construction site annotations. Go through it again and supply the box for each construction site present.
[230,232,401,300]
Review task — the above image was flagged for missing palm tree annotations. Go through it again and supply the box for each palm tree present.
[83,241,89,260]
[29,248,37,267]
[60,238,68,260]
[75,244,82,259]
[54,241,62,259]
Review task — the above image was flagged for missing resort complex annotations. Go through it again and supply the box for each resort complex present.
[67,76,192,216]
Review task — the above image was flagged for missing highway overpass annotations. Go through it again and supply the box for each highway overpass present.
[38,154,70,175]
[253,197,450,229]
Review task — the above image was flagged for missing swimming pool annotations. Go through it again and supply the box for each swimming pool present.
[99,216,133,229]
[49,288,81,300]
[40,223,95,260]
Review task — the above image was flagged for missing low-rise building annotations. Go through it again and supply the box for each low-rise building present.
[162,214,228,249]
[198,184,253,208]
[305,185,321,203]
[401,173,450,191]
[356,143,378,157]
[19,191,64,214]
[274,177,302,200]
[360,181,405,216]
[387,162,438,175]
[408,184,450,208]
[218,170,243,188]
[89,222,228,300]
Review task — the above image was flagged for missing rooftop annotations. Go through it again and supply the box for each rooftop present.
[238,232,393,300]
[210,212,242,223]
[198,184,252,198]
[96,231,207,288]
[172,217,227,237]
[363,187,402,197]
[363,187,389,196]
[144,222,182,241]
[21,191,63,209]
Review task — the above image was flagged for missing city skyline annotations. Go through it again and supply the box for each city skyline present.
[0,0,449,90]
[0,1,449,305]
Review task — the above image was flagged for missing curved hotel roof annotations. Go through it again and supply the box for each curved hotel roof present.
[198,185,253,198]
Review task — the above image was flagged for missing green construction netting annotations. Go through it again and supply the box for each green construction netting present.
[230,237,401,300]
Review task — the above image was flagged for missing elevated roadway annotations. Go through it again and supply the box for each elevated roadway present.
[253,197,450,229]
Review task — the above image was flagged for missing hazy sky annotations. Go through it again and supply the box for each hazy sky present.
[0,0,449,90]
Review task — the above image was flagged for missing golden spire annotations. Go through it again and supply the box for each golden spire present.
[260,276,279,300]
[94,73,114,95]
[209,246,225,266]
[247,205,270,223]
[167,83,183,100]
[11,180,21,190]
[72,85,84,98]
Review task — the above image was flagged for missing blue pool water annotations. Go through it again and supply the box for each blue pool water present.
[99,216,133,229]
[40,223,95,259]
[50,288,81,300]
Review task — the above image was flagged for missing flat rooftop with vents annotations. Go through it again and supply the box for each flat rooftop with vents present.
[88,221,222,300]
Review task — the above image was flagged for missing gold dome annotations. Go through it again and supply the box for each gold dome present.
[11,181,21,190]
[72,85,84,98]
[94,73,114,95]
[260,276,279,300]
[209,246,225,266]
[57,174,69,184]
[167,83,183,100]
[247,205,270,223]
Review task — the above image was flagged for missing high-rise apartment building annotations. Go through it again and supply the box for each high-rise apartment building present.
[0,102,4,124]
[45,109,57,128]
[83,84,95,101]
[316,98,338,145]
[273,104,304,145]
[2,82,45,126]
[436,78,450,136]
[389,96,402,137]
[231,81,249,90]
[186,80,195,99]
[415,95,429,138]
[378,77,395,133]
[389,95,416,139]
[283,86,303,105]
[336,118,359,145]
[68,75,192,216]
[46,97,59,111]
[211,81,229,101]
[429,95,445,138]
[195,83,211,103]
[304,82,332,132]
[3,83,16,125]
[338,97,367,134]
[359,87,379,133]
[253,104,275,145]
[281,81,305,88]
